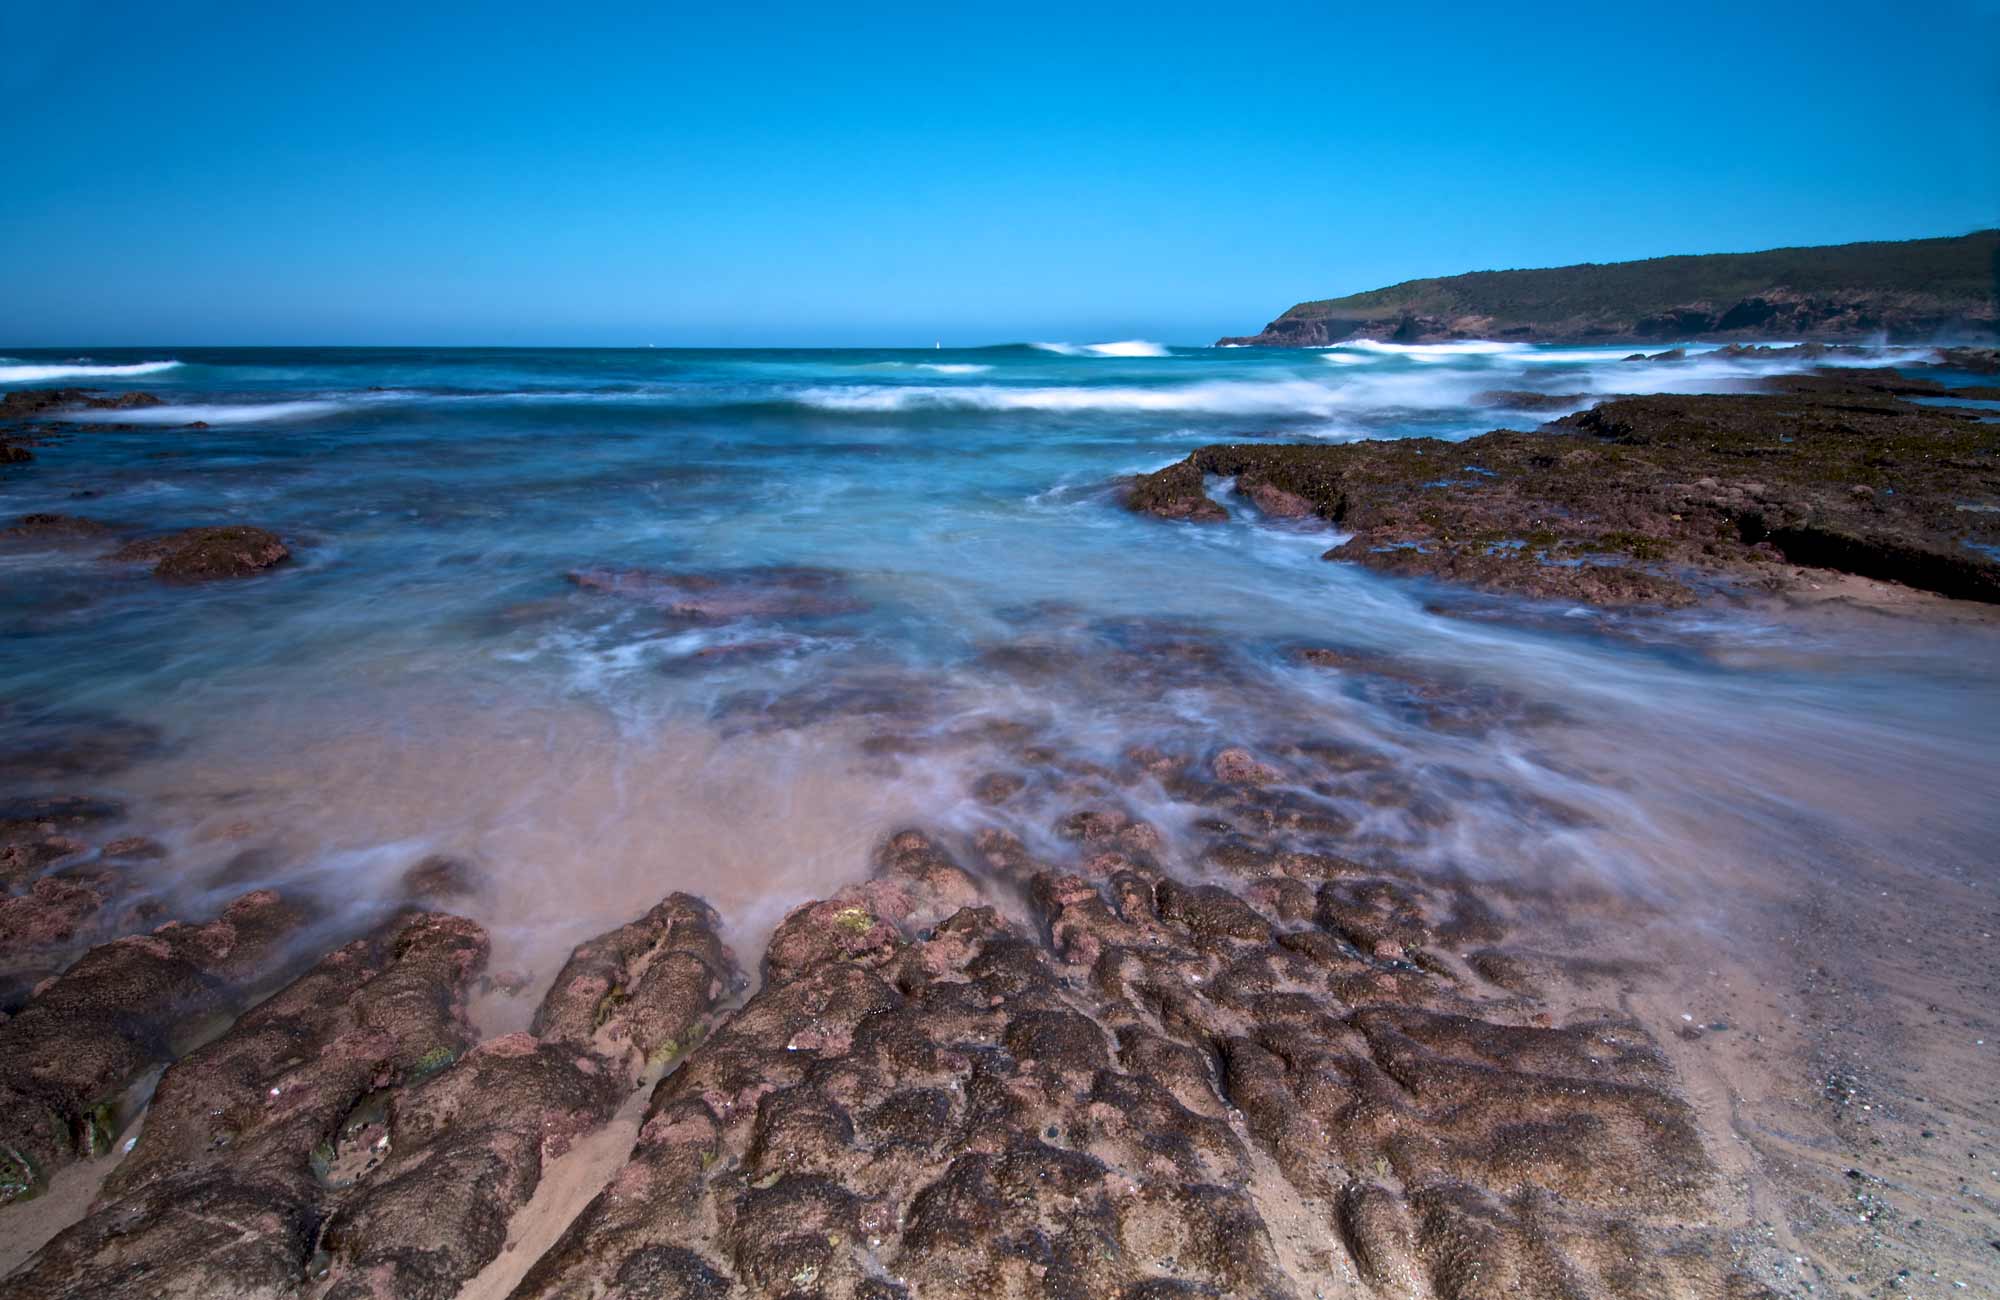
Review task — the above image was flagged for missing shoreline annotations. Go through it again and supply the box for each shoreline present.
[2,349,1997,1296]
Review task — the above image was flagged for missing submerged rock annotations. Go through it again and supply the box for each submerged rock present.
[397,853,483,905]
[0,389,164,424]
[0,796,121,890]
[108,525,290,581]
[566,565,862,623]
[0,710,162,784]
[0,514,112,542]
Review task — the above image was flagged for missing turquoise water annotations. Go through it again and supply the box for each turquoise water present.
[3,342,1996,988]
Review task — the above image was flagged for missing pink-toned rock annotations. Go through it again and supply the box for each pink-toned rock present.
[1238,475,1316,519]
[0,889,305,1206]
[1212,745,1283,784]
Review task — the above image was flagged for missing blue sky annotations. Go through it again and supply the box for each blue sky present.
[4,0,1995,346]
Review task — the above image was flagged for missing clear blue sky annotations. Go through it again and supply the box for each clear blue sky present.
[4,0,1995,346]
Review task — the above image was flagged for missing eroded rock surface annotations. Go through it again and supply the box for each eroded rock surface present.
[1125,379,2000,607]
[0,895,736,1300]
[0,890,304,1207]
[0,717,1772,1298]
[504,823,1764,1300]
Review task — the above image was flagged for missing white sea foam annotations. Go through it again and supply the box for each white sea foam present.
[0,359,182,383]
[60,400,345,425]
[1323,340,1531,361]
[1514,348,1646,364]
[793,378,1365,416]
[1031,340,1171,358]
[915,363,993,375]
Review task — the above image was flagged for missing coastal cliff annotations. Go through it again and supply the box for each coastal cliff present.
[1218,230,1999,346]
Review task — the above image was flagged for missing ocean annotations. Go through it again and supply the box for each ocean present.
[2,340,1996,1003]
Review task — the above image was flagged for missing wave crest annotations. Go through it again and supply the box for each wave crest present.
[0,359,182,384]
[61,400,343,425]
[1030,340,1171,358]
[1322,340,1531,362]
[791,378,1358,416]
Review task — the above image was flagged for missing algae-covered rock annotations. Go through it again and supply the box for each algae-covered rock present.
[1125,381,2000,607]
[0,890,302,1209]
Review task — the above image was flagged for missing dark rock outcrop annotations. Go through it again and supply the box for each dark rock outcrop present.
[0,891,305,1207]
[310,894,734,1300]
[2,897,736,1300]
[499,820,1763,1300]
[1,910,483,1297]
[0,772,1778,1300]
[109,525,290,581]
[1936,346,2000,374]
[1124,380,2000,607]
[0,390,164,424]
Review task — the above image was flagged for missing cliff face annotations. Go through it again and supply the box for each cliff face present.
[1219,230,2000,346]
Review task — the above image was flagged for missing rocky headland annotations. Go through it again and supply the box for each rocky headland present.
[1217,231,1999,347]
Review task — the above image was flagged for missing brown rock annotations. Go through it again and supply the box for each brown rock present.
[4,911,486,1298]
[1124,385,2000,606]
[1211,745,1282,785]
[0,890,304,1207]
[109,525,290,581]
[0,513,112,542]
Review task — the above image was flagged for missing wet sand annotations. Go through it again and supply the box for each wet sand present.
[3,589,1995,1296]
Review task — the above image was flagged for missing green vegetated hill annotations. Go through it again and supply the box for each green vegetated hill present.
[1220,230,1999,346]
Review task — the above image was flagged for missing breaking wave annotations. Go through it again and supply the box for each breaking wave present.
[1031,340,1171,358]
[60,399,345,425]
[0,359,182,383]
[1323,340,1531,361]
[791,378,1356,416]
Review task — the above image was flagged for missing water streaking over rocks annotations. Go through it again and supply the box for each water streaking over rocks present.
[1,344,1997,1296]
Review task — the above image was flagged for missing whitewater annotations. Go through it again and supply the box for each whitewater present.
[0,339,1995,990]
